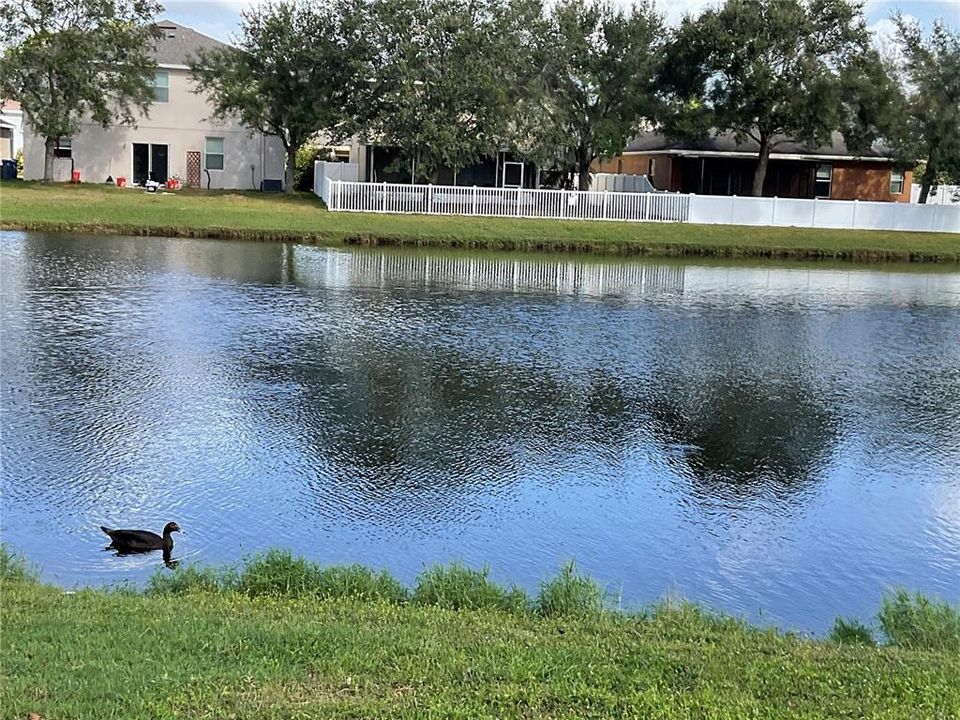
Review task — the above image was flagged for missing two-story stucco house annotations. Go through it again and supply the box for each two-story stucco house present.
[22,21,285,189]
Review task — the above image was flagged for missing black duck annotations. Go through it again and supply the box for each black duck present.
[100,521,182,553]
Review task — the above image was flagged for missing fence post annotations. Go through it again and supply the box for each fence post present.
[811,197,818,227]
[561,189,566,219]
[382,182,387,213]
[603,190,609,220]
[892,199,900,229]
[771,196,777,225]
[472,186,478,216]
[428,184,434,214]
[516,186,522,217]
[730,195,736,224]
[851,199,857,229]
[336,179,342,211]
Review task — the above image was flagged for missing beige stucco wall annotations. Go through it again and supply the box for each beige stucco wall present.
[22,66,285,188]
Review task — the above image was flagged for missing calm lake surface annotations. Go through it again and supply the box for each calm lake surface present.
[2,231,959,631]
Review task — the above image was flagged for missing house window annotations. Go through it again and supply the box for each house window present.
[152,71,169,103]
[814,163,832,197]
[890,168,904,195]
[54,137,72,158]
[204,137,224,170]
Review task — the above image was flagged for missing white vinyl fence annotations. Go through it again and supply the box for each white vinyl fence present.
[316,169,960,233]
[319,177,691,222]
[911,183,960,206]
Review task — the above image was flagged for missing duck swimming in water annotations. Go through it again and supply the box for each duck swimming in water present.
[100,522,182,554]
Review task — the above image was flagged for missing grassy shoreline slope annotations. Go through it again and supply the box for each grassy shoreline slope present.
[2,182,958,262]
[3,549,959,719]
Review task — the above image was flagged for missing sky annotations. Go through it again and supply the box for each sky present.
[159,0,959,47]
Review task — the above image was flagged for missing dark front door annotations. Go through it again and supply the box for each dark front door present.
[133,143,149,185]
[150,144,168,183]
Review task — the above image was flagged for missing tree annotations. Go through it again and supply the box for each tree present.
[531,0,663,190]
[0,0,161,182]
[189,0,373,193]
[661,0,889,197]
[891,14,960,204]
[361,0,541,183]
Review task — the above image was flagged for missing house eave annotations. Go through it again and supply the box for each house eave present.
[620,149,895,163]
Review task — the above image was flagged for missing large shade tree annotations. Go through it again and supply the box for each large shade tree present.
[189,0,373,193]
[660,0,891,197]
[0,0,161,181]
[890,13,960,203]
[530,0,663,190]
[360,0,542,183]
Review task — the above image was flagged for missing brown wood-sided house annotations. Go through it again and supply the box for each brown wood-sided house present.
[595,131,912,202]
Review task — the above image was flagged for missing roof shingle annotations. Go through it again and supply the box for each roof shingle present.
[151,20,229,66]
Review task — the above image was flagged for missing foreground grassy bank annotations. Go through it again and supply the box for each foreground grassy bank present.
[1,181,958,263]
[3,549,959,719]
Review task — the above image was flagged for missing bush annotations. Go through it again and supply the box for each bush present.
[295,144,336,191]
[235,549,324,597]
[315,565,408,604]
[537,562,605,618]
[878,589,960,652]
[830,617,876,646]
[413,563,529,613]
[15,148,24,178]
[0,544,35,582]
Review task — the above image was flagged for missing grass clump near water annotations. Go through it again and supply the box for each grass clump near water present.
[3,548,960,718]
[412,562,529,613]
[0,544,35,583]
[878,588,960,652]
[536,560,606,617]
[2,181,959,263]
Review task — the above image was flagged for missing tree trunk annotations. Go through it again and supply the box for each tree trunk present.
[576,145,593,191]
[284,148,296,194]
[43,137,56,183]
[918,159,937,204]
[751,136,772,197]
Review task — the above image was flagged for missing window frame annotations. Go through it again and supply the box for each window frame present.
[204,137,224,171]
[152,70,170,103]
[54,136,72,159]
[890,168,905,195]
[814,163,832,198]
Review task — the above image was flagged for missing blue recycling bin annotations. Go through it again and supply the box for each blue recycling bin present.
[0,159,17,180]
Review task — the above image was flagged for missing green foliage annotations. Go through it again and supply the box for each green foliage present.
[294,144,331,191]
[0,0,161,181]
[15,147,23,177]
[878,588,960,652]
[0,544,35,582]
[660,0,890,196]
[361,0,544,182]
[830,616,877,646]
[536,560,604,617]
[413,562,530,612]
[189,0,374,193]
[890,14,960,203]
[528,0,663,189]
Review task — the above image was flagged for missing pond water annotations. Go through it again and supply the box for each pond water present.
[1,231,959,632]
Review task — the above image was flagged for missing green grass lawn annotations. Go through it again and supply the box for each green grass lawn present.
[3,549,960,719]
[2,181,958,262]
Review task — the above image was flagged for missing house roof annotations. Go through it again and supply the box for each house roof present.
[624,130,894,161]
[1,100,21,111]
[150,20,229,66]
